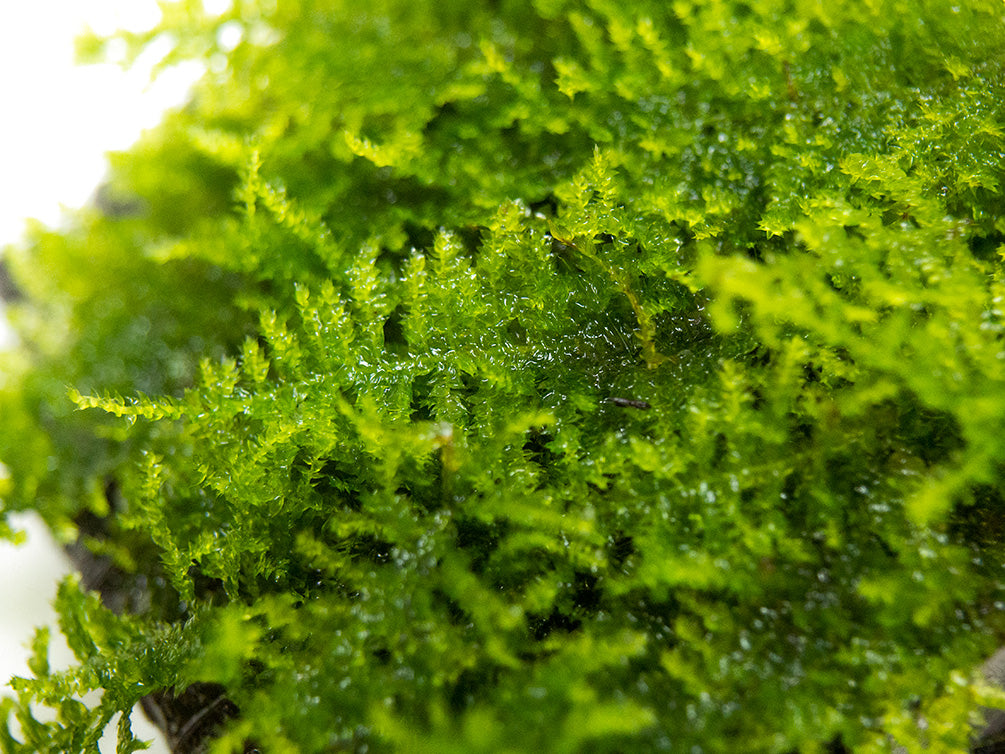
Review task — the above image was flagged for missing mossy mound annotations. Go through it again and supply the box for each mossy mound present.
[3,1,1005,751]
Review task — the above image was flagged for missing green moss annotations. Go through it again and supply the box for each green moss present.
[4,0,1005,751]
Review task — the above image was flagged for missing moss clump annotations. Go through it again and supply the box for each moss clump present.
[3,0,1005,751]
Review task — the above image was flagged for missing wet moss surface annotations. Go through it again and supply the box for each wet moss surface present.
[3,1,1005,751]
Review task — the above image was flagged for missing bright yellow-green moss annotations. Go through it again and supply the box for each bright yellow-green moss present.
[3,0,1005,751]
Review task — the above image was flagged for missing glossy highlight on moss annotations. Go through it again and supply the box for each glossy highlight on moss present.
[3,0,1005,751]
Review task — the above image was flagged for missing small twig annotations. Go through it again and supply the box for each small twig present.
[174,693,231,751]
[604,397,651,410]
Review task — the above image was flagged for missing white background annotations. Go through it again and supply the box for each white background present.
[0,1,217,750]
